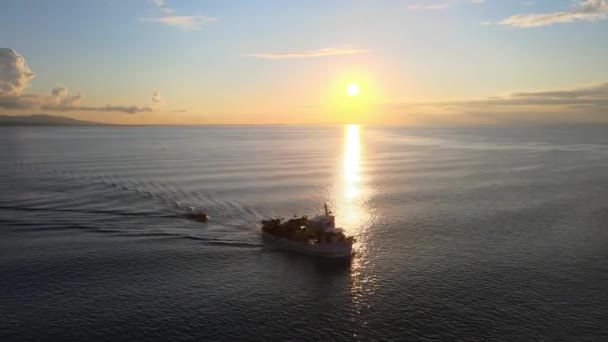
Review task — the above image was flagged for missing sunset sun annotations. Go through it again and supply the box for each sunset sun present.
[346,83,360,97]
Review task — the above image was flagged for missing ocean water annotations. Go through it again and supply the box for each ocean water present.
[1,125,607,341]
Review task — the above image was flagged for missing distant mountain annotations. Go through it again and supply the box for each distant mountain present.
[0,114,111,126]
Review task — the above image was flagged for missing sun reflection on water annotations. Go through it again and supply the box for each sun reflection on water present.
[335,125,377,323]
[337,124,367,234]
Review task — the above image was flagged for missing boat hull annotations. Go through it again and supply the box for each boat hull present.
[262,232,353,258]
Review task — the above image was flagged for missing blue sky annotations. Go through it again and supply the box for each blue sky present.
[1,0,607,124]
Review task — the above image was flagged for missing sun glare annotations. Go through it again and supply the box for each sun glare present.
[346,83,360,97]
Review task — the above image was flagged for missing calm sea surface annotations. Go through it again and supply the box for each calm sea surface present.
[1,125,607,341]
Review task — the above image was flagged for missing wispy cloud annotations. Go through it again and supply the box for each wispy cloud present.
[149,0,173,13]
[0,48,156,114]
[142,0,216,30]
[385,82,608,124]
[407,0,484,11]
[499,0,608,28]
[407,2,453,10]
[140,15,217,30]
[250,48,369,59]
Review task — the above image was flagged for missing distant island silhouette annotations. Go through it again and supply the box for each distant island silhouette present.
[0,114,110,126]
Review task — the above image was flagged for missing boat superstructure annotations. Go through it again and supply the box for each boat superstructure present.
[261,204,355,258]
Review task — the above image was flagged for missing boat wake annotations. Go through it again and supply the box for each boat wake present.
[3,161,264,248]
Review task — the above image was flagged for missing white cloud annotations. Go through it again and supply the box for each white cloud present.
[50,86,83,107]
[0,48,35,96]
[500,0,608,27]
[140,15,217,30]
[250,48,369,59]
[152,90,161,105]
[0,48,156,114]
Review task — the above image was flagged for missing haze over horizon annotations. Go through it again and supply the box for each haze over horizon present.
[1,0,608,125]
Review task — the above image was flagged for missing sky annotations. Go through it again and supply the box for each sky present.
[1,0,607,125]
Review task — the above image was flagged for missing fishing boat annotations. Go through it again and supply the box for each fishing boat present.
[261,204,355,258]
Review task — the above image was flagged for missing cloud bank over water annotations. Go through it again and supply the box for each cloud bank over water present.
[386,82,608,125]
[0,48,154,114]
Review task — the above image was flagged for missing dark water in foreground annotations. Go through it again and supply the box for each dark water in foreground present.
[1,125,607,341]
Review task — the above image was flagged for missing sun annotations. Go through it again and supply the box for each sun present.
[346,83,360,97]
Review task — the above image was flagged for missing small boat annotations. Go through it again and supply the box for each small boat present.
[185,207,208,222]
[261,204,355,258]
